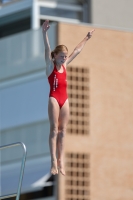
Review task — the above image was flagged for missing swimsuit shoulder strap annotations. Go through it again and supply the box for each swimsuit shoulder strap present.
[48,64,56,78]
[62,65,66,72]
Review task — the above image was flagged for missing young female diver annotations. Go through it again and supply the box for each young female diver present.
[42,20,95,176]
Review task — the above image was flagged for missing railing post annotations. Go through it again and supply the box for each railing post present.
[16,142,27,200]
[0,142,27,200]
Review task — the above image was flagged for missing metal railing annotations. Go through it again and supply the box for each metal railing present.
[0,142,27,200]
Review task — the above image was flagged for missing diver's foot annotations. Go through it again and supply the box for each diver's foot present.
[58,159,65,176]
[51,160,58,175]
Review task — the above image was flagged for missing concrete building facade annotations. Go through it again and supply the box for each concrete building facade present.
[91,0,133,30]
[57,22,133,200]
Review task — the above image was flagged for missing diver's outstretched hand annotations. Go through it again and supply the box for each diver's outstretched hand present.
[87,29,95,39]
[42,20,50,32]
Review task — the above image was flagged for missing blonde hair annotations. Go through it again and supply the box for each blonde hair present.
[51,45,68,59]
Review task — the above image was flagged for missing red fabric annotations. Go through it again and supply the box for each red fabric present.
[48,65,68,108]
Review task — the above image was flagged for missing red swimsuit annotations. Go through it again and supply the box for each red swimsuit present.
[48,65,68,108]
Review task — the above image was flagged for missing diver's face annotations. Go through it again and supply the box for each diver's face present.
[54,51,68,65]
